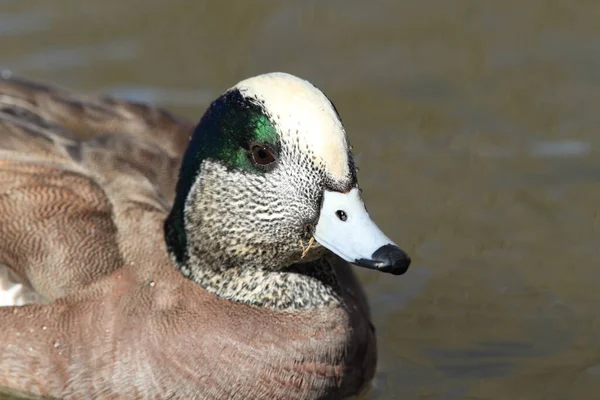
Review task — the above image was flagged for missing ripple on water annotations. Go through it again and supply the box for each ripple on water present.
[530,140,592,158]
[426,341,539,379]
[106,85,216,108]
[6,39,140,72]
[0,9,53,36]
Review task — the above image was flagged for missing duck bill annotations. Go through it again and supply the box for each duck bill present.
[313,188,411,275]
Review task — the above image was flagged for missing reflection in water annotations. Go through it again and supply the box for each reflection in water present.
[1,0,600,399]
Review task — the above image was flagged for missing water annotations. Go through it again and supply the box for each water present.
[1,1,599,399]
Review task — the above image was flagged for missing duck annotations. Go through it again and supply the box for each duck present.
[0,71,411,400]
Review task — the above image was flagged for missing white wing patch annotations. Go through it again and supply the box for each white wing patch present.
[234,72,351,181]
[0,264,40,306]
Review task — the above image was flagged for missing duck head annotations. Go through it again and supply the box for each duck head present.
[165,72,410,283]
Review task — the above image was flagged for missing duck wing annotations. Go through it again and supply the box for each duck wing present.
[0,75,194,300]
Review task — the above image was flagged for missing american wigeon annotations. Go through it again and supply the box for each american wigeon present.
[0,72,410,399]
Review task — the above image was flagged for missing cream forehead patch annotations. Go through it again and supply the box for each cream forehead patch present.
[233,72,350,181]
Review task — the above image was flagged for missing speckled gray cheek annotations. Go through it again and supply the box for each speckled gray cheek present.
[174,151,344,310]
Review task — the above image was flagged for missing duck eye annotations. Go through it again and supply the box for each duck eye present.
[251,145,276,166]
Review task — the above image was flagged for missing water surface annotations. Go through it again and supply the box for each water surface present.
[1,1,599,399]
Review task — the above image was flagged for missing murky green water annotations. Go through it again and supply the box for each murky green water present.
[1,1,600,399]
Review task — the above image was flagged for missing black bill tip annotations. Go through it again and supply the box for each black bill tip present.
[355,244,411,275]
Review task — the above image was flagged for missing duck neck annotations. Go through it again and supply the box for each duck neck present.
[164,204,344,310]
[172,251,343,310]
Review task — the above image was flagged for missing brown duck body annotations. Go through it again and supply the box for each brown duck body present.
[0,75,376,399]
